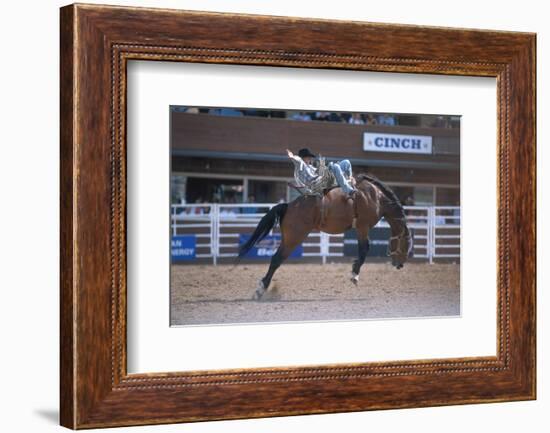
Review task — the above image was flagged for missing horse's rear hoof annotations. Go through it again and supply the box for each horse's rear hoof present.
[350,273,359,285]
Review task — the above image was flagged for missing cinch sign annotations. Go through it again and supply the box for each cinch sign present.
[171,235,196,261]
[363,132,432,154]
[239,234,303,259]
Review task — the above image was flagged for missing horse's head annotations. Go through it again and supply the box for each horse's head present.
[387,227,412,269]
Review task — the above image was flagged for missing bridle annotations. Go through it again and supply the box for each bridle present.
[387,227,412,258]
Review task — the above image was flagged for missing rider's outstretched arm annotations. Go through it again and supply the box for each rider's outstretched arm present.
[286,149,302,163]
[286,149,305,170]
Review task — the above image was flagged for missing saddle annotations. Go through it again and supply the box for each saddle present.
[288,175,356,198]
[288,176,359,229]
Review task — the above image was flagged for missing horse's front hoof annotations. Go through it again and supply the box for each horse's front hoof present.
[350,273,359,285]
[252,281,266,300]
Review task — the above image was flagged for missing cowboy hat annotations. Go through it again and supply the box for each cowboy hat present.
[298,148,316,159]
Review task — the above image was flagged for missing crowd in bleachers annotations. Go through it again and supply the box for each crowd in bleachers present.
[175,195,282,217]
[171,106,459,128]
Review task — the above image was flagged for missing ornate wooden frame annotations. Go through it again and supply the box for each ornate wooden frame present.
[60,3,536,429]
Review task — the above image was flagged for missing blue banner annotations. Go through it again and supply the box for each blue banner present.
[343,228,414,258]
[171,235,196,261]
[239,234,302,259]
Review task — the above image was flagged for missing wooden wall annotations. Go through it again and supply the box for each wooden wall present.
[171,112,460,168]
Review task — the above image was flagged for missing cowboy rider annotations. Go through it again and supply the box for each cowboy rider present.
[286,147,357,197]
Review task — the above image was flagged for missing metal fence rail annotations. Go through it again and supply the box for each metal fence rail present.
[171,203,460,264]
[431,206,461,261]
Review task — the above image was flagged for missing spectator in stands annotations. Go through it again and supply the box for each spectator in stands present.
[436,210,449,225]
[328,112,343,122]
[171,106,187,112]
[430,116,446,128]
[314,111,343,122]
[220,197,238,217]
[269,111,286,119]
[207,107,243,117]
[348,113,365,125]
[202,198,211,214]
[432,115,456,128]
[290,111,312,121]
[404,196,416,217]
[187,197,204,215]
[452,207,460,225]
[377,113,396,126]
[221,108,243,117]
[242,195,258,215]
[365,114,378,125]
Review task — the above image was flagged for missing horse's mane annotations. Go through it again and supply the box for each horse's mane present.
[356,173,405,219]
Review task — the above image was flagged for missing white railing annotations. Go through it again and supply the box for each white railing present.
[171,203,217,264]
[431,206,461,262]
[171,203,460,264]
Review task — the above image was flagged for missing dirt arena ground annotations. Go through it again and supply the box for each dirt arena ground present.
[170,262,460,326]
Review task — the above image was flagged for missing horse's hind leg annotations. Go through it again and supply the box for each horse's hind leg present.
[351,229,370,285]
[253,232,310,300]
[253,247,285,300]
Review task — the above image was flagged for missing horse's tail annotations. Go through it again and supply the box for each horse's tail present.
[238,203,288,258]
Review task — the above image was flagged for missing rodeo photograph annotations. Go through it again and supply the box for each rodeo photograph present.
[169,105,461,326]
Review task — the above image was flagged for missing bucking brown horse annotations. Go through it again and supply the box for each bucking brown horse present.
[239,174,412,300]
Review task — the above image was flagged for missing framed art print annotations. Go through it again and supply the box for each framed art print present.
[60,3,536,429]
